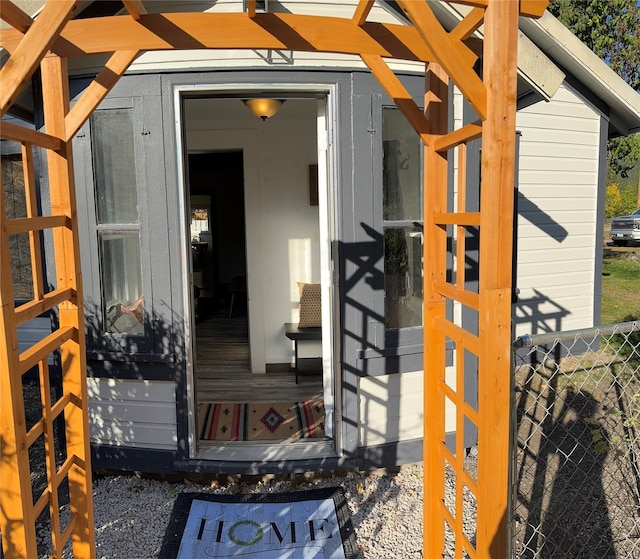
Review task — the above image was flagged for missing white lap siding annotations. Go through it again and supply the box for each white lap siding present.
[358,369,458,447]
[359,372,423,446]
[515,83,603,335]
[87,379,177,450]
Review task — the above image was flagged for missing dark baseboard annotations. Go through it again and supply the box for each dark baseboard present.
[355,433,467,470]
[173,456,345,476]
[356,439,423,469]
[91,444,179,474]
[92,436,472,476]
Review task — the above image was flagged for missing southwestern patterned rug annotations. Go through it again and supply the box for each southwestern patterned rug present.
[198,397,325,441]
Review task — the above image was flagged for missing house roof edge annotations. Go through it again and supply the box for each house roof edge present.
[519,11,640,137]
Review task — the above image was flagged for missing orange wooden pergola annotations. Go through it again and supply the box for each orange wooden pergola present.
[0,1,548,557]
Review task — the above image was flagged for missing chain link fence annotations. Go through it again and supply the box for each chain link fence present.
[512,321,640,558]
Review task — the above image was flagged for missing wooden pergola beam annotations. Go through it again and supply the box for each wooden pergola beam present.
[451,7,485,41]
[0,13,477,67]
[40,53,96,559]
[0,121,64,150]
[396,0,487,120]
[65,49,140,141]
[476,0,520,554]
[433,122,482,153]
[353,0,375,25]
[122,0,146,20]
[0,0,79,117]
[6,215,71,235]
[15,287,76,327]
[422,61,450,559]
[246,0,256,18]
[520,0,549,18]
[360,54,430,144]
[0,165,38,559]
[0,0,33,33]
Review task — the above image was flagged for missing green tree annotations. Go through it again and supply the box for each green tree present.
[549,0,640,180]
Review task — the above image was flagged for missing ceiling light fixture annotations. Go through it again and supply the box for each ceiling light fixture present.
[243,98,284,121]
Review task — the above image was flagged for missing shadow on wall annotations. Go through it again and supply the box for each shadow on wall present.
[337,222,425,469]
[513,288,570,336]
[81,298,187,469]
[513,191,572,336]
[337,223,387,462]
[517,193,569,244]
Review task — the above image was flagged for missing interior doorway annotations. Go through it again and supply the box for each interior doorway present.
[188,151,248,323]
[188,150,251,396]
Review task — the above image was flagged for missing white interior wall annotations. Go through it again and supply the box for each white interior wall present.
[185,98,320,369]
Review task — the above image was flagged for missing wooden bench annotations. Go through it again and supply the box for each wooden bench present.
[284,323,322,383]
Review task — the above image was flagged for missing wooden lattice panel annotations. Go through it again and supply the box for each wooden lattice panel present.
[407,2,522,557]
[0,7,96,550]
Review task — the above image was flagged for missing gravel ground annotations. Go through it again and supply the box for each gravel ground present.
[36,465,426,559]
[13,382,478,558]
[30,457,478,559]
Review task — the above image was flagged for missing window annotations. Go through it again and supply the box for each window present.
[90,109,143,335]
[382,107,423,330]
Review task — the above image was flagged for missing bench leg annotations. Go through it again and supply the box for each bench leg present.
[294,340,299,384]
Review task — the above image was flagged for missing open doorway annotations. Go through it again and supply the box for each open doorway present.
[180,95,334,456]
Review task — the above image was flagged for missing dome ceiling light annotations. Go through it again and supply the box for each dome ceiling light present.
[243,98,284,121]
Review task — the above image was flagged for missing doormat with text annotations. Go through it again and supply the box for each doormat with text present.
[158,488,361,559]
[198,398,325,441]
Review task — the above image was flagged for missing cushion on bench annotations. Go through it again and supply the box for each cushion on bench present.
[297,282,322,328]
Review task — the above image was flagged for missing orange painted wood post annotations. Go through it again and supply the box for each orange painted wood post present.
[40,53,96,559]
[423,61,450,558]
[476,0,519,556]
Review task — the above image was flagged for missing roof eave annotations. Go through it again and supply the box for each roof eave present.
[519,11,640,137]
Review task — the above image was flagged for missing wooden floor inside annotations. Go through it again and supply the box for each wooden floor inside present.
[195,304,323,403]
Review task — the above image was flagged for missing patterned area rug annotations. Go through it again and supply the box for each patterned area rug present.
[198,397,325,441]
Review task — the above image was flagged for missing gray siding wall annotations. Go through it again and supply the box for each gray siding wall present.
[87,379,177,450]
[41,56,610,470]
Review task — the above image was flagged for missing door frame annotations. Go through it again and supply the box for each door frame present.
[172,83,339,459]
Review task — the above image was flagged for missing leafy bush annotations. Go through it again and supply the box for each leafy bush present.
[607,315,640,366]
[605,183,637,218]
